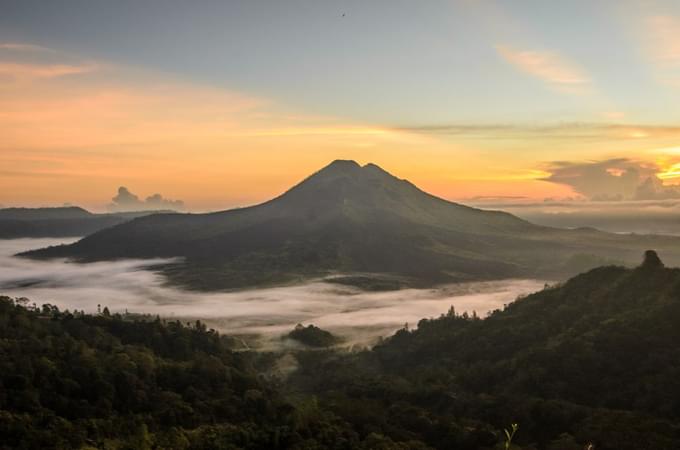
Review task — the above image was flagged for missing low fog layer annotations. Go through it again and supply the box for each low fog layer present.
[0,238,545,348]
[473,199,680,235]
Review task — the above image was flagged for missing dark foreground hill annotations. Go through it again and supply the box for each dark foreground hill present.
[0,296,356,449]
[0,207,171,239]
[3,252,680,449]
[23,160,680,290]
[293,251,680,449]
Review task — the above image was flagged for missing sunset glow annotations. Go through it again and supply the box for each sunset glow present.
[4,1,680,210]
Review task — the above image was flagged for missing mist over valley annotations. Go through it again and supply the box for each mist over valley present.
[0,237,545,349]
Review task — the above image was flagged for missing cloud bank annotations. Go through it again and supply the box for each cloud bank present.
[473,199,680,236]
[108,187,184,212]
[543,159,680,201]
[394,122,680,141]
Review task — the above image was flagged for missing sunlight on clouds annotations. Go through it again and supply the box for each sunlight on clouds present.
[646,15,680,86]
[627,129,649,138]
[0,42,52,52]
[0,62,98,81]
[234,127,394,138]
[458,169,551,182]
[647,15,680,66]
[0,43,454,210]
[653,147,680,181]
[657,162,680,180]
[3,40,669,211]
[654,145,680,156]
[602,111,626,120]
[496,45,590,92]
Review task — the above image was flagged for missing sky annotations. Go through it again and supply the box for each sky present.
[3,0,680,211]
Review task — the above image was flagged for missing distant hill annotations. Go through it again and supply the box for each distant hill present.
[23,160,680,290]
[293,251,680,449]
[0,207,174,238]
[0,206,92,220]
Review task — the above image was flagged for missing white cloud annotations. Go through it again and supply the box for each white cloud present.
[108,187,184,212]
[0,42,51,52]
[496,45,590,92]
[543,158,680,201]
[0,62,97,81]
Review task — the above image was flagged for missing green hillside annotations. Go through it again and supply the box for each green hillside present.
[4,253,680,448]
[292,251,680,449]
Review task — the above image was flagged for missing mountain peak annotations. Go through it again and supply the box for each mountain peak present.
[283,159,394,206]
[361,162,395,178]
[313,160,398,180]
[328,159,360,168]
[321,159,361,173]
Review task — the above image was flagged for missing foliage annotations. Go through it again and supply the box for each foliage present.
[503,423,518,450]
[291,253,680,449]
[0,297,361,449]
[287,324,340,348]
[4,252,680,448]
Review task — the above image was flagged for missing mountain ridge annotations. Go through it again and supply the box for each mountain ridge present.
[0,207,175,239]
[22,160,680,290]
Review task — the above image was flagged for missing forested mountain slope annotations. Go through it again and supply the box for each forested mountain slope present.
[293,251,680,450]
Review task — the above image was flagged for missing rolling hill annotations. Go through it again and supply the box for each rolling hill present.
[22,160,680,290]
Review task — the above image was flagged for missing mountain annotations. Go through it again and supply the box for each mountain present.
[22,160,680,290]
[293,251,680,449]
[0,206,92,221]
[0,207,174,238]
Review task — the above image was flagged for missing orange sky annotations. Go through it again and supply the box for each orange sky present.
[0,54,582,211]
[2,35,680,211]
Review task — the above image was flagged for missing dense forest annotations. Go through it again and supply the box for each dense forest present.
[2,251,680,449]
[0,297,367,449]
[293,251,680,449]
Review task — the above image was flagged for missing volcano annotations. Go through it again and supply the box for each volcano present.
[24,160,680,290]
